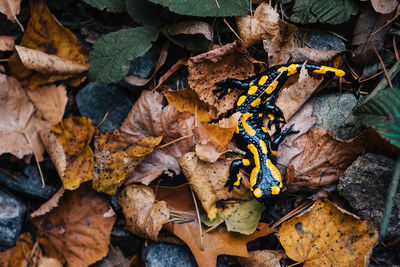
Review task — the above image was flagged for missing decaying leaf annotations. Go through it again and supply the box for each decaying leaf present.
[93,129,162,195]
[26,84,68,126]
[33,184,116,267]
[371,0,398,14]
[188,41,254,119]
[30,187,65,218]
[41,116,94,190]
[163,87,211,123]
[8,0,88,88]
[0,36,16,51]
[0,0,21,21]
[236,250,284,267]
[194,112,241,162]
[0,233,33,267]
[157,185,275,267]
[278,199,377,266]
[118,184,170,241]
[178,152,251,219]
[168,21,213,42]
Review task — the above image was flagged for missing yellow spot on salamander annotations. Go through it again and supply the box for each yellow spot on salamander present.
[271,150,277,156]
[268,114,275,121]
[278,66,287,72]
[313,66,345,77]
[266,159,281,184]
[234,174,241,186]
[235,125,239,134]
[248,85,258,95]
[258,75,268,86]
[271,186,280,195]
[251,98,261,107]
[259,140,268,154]
[253,188,262,198]
[248,144,260,188]
[262,127,268,133]
[227,88,232,93]
[266,80,279,94]
[242,113,256,136]
[242,159,251,166]
[237,95,246,106]
[287,64,299,76]
[258,113,263,117]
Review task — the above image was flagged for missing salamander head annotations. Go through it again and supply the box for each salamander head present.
[252,159,283,205]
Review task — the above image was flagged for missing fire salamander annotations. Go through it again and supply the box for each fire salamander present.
[214,63,359,205]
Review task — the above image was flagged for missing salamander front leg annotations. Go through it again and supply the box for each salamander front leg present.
[264,95,286,133]
[271,124,299,150]
[225,159,251,191]
[213,78,251,99]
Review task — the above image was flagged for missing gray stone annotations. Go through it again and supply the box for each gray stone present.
[312,92,365,140]
[338,153,398,237]
[76,82,132,133]
[0,189,26,251]
[129,47,159,79]
[110,225,142,257]
[143,242,196,267]
[304,32,346,51]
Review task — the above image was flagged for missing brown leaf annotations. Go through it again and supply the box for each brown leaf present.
[188,41,254,119]
[178,152,251,218]
[0,36,16,51]
[168,21,213,42]
[371,0,398,14]
[33,184,116,267]
[156,185,275,267]
[37,257,63,267]
[236,250,284,267]
[30,187,65,218]
[40,116,94,190]
[0,0,21,21]
[8,0,88,88]
[278,199,377,266]
[119,185,170,241]
[26,84,67,126]
[0,233,33,267]
[93,129,162,194]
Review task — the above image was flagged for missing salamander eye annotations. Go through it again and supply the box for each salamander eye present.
[253,188,263,198]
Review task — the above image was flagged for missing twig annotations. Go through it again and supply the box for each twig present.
[394,36,399,60]
[96,112,109,129]
[223,18,243,44]
[204,221,224,234]
[372,42,393,88]
[366,58,400,100]
[190,185,204,250]
[371,7,400,37]
[156,135,192,149]
[359,70,384,83]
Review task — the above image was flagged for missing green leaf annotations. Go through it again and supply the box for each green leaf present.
[354,87,400,148]
[147,0,249,17]
[126,0,161,28]
[289,0,359,24]
[202,199,265,235]
[83,0,125,12]
[89,27,159,83]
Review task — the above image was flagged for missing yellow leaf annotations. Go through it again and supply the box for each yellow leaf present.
[278,199,378,266]
[0,233,33,267]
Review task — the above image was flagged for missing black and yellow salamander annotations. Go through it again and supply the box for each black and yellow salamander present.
[214,63,359,205]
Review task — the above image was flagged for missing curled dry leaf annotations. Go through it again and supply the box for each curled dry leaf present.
[278,199,377,266]
[8,0,88,88]
[93,129,162,195]
[40,116,94,190]
[168,21,213,42]
[188,41,254,119]
[0,0,21,21]
[33,184,116,267]
[371,0,398,14]
[0,232,33,267]
[194,112,241,162]
[178,152,251,219]
[118,185,170,241]
[236,250,284,267]
[30,187,65,218]
[163,86,211,122]
[26,84,68,126]
[0,36,16,51]
[156,185,275,267]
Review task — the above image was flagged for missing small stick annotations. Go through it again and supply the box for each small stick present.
[372,42,393,88]
[190,185,204,250]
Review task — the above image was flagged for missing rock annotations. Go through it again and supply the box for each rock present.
[110,225,142,257]
[0,189,27,251]
[312,92,365,140]
[0,160,59,199]
[76,82,132,133]
[143,242,196,267]
[129,47,159,79]
[338,153,398,237]
[303,32,346,51]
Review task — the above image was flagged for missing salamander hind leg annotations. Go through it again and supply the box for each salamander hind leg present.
[213,78,251,99]
[264,95,286,133]
[225,159,251,191]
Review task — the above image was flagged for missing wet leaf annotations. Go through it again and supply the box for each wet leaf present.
[88,27,159,83]
[33,184,116,267]
[83,0,125,13]
[278,199,377,266]
[0,233,33,267]
[93,129,162,194]
[126,0,161,28]
[0,0,21,21]
[41,116,94,190]
[119,184,170,240]
[236,250,284,267]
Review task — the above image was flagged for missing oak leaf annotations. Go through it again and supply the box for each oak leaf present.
[0,0,21,21]
[0,233,33,267]
[41,116,94,190]
[33,184,115,267]
[278,199,377,266]
[93,129,162,194]
[119,185,170,241]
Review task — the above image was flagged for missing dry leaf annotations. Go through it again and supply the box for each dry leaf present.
[371,0,398,14]
[0,36,16,51]
[194,112,241,162]
[0,0,21,21]
[178,152,251,218]
[236,250,284,267]
[163,87,211,122]
[278,199,377,266]
[33,184,115,267]
[41,116,94,190]
[188,41,254,119]
[26,84,68,126]
[93,129,162,195]
[168,21,213,42]
[0,233,33,267]
[288,47,342,64]
[119,185,170,241]
[8,0,88,88]
[30,187,65,218]
[157,185,275,267]
[37,257,63,267]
